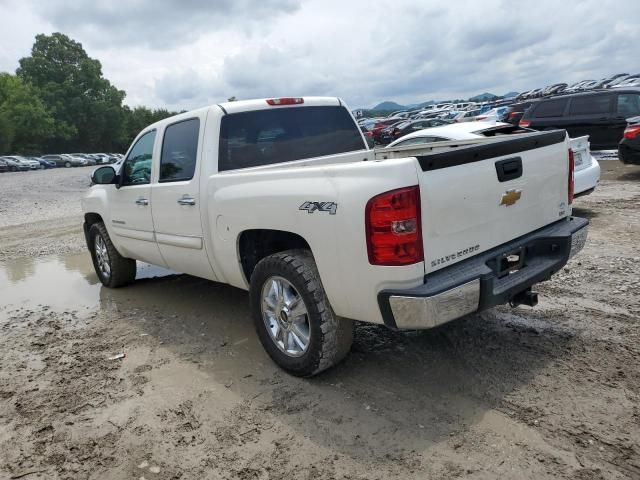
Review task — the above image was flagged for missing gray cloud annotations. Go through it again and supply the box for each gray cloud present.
[1,0,639,110]
[34,0,301,48]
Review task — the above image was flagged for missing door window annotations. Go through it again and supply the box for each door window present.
[616,94,640,117]
[159,118,200,182]
[533,99,568,118]
[122,130,156,186]
[568,94,612,115]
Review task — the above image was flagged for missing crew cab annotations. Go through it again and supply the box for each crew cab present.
[82,96,588,376]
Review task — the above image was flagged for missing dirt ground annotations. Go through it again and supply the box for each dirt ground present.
[0,161,639,480]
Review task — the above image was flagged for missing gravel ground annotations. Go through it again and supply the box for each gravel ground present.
[0,160,639,479]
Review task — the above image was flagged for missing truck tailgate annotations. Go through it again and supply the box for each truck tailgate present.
[415,130,570,274]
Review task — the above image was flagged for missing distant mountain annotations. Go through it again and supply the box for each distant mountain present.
[504,91,519,98]
[371,101,406,111]
[469,92,498,102]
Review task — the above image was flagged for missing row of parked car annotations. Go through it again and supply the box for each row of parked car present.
[0,153,123,172]
[358,86,640,163]
[515,72,640,101]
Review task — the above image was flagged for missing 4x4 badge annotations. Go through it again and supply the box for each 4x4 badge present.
[299,201,338,215]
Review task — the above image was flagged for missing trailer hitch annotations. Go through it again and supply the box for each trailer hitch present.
[510,288,538,308]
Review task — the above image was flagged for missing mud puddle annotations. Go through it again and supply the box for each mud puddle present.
[0,254,175,315]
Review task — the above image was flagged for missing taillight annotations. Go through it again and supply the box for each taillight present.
[266,97,304,106]
[508,112,519,120]
[519,119,531,128]
[623,125,640,139]
[365,186,423,266]
[568,149,575,205]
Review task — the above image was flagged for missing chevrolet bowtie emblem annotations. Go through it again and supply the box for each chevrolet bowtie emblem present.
[500,189,522,206]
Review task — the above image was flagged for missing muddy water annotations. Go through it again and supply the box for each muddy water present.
[0,253,174,314]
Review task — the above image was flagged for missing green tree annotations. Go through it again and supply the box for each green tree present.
[0,73,54,154]
[17,32,126,152]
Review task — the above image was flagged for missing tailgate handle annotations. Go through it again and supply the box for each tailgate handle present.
[495,157,522,182]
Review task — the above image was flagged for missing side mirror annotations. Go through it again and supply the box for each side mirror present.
[91,166,117,185]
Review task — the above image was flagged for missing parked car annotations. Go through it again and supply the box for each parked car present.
[30,156,56,169]
[378,118,451,144]
[619,116,640,165]
[1,156,30,171]
[16,156,41,170]
[3,156,35,170]
[519,88,640,149]
[82,96,587,376]
[370,118,405,142]
[504,101,538,125]
[453,109,482,122]
[474,106,508,122]
[386,122,600,198]
[41,154,83,167]
[0,158,8,173]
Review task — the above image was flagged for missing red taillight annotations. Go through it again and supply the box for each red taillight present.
[568,149,575,205]
[519,120,531,128]
[365,186,423,266]
[508,112,519,120]
[266,97,304,106]
[623,125,640,139]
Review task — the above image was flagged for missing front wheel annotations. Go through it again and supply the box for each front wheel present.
[89,222,136,287]
[65,161,71,168]
[250,249,354,377]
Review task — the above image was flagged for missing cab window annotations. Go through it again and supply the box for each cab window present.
[122,130,156,186]
[159,118,200,182]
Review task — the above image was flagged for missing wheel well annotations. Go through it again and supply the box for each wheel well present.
[84,213,103,229]
[239,229,311,283]
[83,213,104,247]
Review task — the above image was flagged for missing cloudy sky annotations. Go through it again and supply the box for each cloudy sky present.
[0,0,638,110]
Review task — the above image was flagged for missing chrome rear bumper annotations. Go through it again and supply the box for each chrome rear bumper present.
[379,217,588,330]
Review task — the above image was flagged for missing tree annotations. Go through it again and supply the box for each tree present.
[0,73,54,154]
[17,33,126,152]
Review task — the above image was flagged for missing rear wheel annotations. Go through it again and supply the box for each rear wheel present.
[250,249,354,377]
[89,222,136,287]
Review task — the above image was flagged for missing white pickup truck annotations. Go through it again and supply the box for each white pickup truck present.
[82,96,588,376]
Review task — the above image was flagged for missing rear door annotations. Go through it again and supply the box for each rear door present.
[415,131,570,273]
[565,93,614,147]
[150,115,216,280]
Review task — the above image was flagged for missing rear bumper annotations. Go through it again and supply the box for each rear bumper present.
[378,217,588,330]
[574,156,600,196]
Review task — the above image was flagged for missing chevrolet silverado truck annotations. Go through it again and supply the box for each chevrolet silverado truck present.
[82,96,588,376]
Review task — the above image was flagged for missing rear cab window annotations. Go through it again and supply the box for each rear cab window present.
[218,106,365,171]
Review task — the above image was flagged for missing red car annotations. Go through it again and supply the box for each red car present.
[370,118,405,143]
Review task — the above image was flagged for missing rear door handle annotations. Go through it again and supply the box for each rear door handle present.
[135,197,149,206]
[177,195,196,206]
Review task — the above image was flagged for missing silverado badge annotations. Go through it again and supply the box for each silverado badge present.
[500,189,522,207]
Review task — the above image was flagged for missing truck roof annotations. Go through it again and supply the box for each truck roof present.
[145,97,345,132]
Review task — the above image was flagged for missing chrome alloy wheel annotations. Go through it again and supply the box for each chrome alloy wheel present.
[261,276,311,357]
[94,235,111,279]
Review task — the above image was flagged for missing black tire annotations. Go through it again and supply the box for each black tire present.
[10,166,17,172]
[65,161,71,168]
[250,249,354,377]
[88,222,136,288]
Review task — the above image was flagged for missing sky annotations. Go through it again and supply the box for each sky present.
[0,0,638,111]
